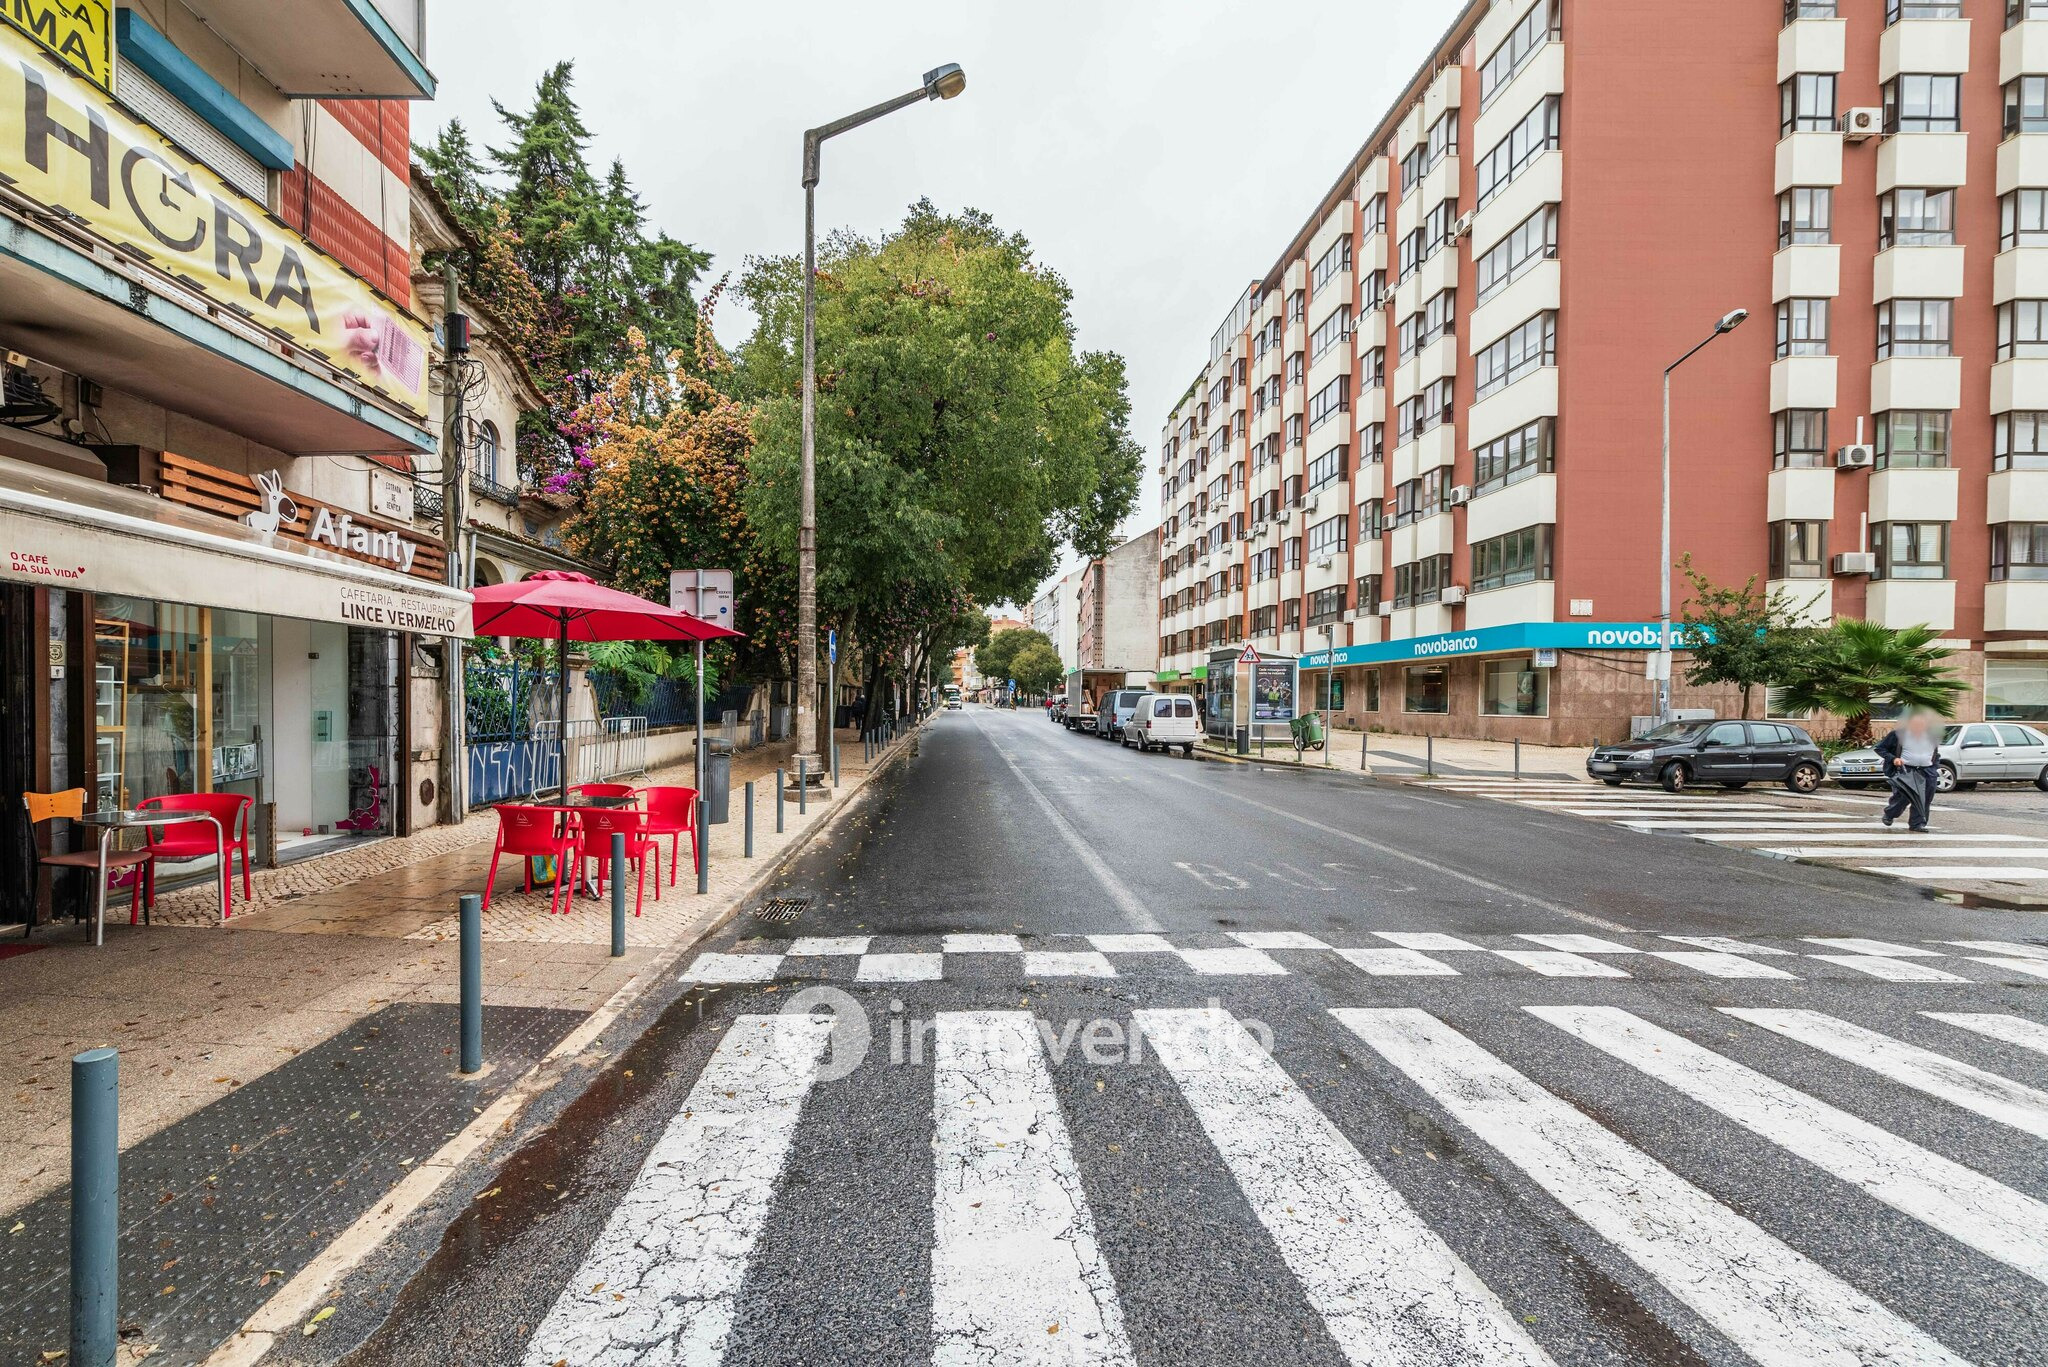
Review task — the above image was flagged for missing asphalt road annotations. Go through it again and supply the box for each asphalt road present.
[337,706,2048,1367]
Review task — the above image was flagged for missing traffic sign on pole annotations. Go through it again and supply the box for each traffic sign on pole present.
[1238,644,1260,665]
[828,628,837,663]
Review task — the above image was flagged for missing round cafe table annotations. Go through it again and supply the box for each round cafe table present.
[72,808,227,947]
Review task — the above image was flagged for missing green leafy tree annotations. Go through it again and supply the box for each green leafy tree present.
[1774,618,1968,745]
[977,627,1055,686]
[1674,554,1822,719]
[1008,641,1066,697]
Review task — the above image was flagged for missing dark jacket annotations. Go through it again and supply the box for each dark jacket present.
[1874,729,1937,774]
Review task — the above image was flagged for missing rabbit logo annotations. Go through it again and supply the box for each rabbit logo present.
[244,470,298,537]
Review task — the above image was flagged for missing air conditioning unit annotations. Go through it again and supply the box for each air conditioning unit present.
[1841,107,1881,141]
[1451,211,1477,240]
[1313,557,1334,571]
[1378,599,1395,615]
[1444,484,1474,507]
[1832,551,1878,576]
[1835,443,1875,470]
[1440,585,1468,605]
[1343,608,1362,622]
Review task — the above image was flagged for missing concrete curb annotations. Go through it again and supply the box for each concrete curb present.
[202,724,927,1367]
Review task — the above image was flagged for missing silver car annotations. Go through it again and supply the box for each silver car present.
[1828,722,2048,793]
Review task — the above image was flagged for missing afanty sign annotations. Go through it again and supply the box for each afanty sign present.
[1299,622,1715,669]
[0,24,430,412]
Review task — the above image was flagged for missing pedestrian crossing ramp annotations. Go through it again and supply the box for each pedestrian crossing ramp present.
[1419,777,2048,888]
[521,999,2048,1365]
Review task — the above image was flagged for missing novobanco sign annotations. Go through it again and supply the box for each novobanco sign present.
[1298,622,1716,670]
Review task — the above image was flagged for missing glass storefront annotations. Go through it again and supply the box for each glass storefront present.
[1404,664,1449,713]
[1986,658,2048,720]
[1481,657,1549,716]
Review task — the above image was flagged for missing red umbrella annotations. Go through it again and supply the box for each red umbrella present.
[470,572,741,795]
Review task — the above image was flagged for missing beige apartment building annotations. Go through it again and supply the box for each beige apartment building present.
[1156,0,2048,743]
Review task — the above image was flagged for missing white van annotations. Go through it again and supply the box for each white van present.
[1124,693,1200,756]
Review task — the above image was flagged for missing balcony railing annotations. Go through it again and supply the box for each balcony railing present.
[469,472,523,506]
[413,482,444,522]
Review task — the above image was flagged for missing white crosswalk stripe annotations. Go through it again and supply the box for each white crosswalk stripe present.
[523,1014,835,1367]
[1945,940,2048,959]
[1725,1009,2048,1139]
[1809,955,1969,983]
[1802,938,1942,957]
[1515,933,1639,954]
[1337,1008,1972,1367]
[1923,1011,2048,1058]
[1645,950,1799,979]
[931,1012,1131,1364]
[1966,956,2048,981]
[1493,949,1630,978]
[1533,1006,2048,1285]
[1336,947,1460,976]
[1139,1008,1554,1366]
[1660,934,1794,955]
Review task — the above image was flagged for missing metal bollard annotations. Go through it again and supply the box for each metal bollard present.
[833,735,841,786]
[798,758,808,814]
[744,781,755,858]
[1236,726,1249,756]
[776,767,785,833]
[610,833,626,958]
[696,793,710,894]
[1514,737,1522,780]
[70,1047,117,1367]
[459,893,482,1074]
[1426,734,1435,778]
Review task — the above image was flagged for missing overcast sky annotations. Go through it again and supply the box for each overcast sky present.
[421,0,1467,605]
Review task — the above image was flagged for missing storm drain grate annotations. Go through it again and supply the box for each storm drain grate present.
[757,896,811,924]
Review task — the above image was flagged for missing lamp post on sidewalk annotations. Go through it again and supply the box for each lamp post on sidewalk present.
[793,63,967,794]
[1656,307,1748,722]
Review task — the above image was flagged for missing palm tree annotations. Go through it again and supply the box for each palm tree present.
[1774,618,1967,746]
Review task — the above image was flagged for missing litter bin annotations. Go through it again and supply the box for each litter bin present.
[701,740,733,824]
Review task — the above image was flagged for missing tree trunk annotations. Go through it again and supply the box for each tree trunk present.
[1739,685,1752,719]
[1840,709,1875,747]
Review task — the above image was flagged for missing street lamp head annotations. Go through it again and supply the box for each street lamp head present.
[1717,308,1750,333]
[924,63,967,100]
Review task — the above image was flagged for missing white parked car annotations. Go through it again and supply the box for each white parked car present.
[1124,693,1200,756]
[1828,721,2048,793]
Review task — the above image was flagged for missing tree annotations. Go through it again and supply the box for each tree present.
[977,627,1055,686]
[1773,618,1968,745]
[736,201,1141,717]
[1008,641,1066,697]
[1674,554,1822,718]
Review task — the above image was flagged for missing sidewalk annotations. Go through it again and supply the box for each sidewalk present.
[1203,727,1591,780]
[0,721,917,1364]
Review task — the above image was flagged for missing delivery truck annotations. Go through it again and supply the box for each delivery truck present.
[1063,668,1154,731]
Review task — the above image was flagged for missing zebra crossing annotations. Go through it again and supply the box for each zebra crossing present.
[522,1000,2048,1365]
[679,930,2048,987]
[1418,777,2048,886]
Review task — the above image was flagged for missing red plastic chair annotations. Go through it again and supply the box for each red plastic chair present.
[636,786,700,887]
[139,793,253,921]
[567,782,637,802]
[485,805,581,915]
[23,789,148,936]
[577,808,661,916]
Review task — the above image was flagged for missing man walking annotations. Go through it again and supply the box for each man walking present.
[1876,710,1942,833]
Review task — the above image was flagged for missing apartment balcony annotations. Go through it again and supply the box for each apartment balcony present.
[1867,579,1955,632]
[1869,356,1961,413]
[1778,17,1846,82]
[1996,247,2048,304]
[1992,357,2048,412]
[1472,151,1562,256]
[1998,133,2048,196]
[1389,512,1455,566]
[1986,581,2048,632]
[1769,579,1833,627]
[1771,356,1838,412]
[1392,248,1459,323]
[2003,18,2048,83]
[1772,245,1840,305]
[1767,468,1836,523]
[1392,424,1457,484]
[1474,39,1563,152]
[1877,133,1967,194]
[1390,604,1456,640]
[178,0,433,96]
[1775,133,1844,194]
[1303,555,1348,595]
[1468,366,1559,448]
[1989,469,2048,522]
[1872,246,1964,303]
[1464,579,1554,631]
[1470,260,1559,357]
[1869,466,1959,524]
[1467,473,1556,545]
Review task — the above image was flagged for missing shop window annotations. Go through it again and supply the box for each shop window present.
[1987,659,2048,720]
[1404,664,1449,713]
[1359,668,1381,711]
[1481,658,1549,716]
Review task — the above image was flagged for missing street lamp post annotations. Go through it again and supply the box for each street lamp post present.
[792,63,967,793]
[1656,307,1748,722]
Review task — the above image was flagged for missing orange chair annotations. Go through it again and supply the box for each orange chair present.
[139,793,253,921]
[576,807,661,916]
[567,782,638,802]
[484,805,581,915]
[22,789,149,937]
[636,786,700,886]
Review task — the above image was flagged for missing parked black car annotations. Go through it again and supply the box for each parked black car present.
[1587,719,1826,794]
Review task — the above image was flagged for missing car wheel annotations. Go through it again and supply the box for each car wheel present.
[1718,781,1748,790]
[1602,778,1624,787]
[2036,764,2048,792]
[1956,781,1980,792]
[1784,762,1823,795]
[1659,761,1691,794]
[1935,762,1958,794]
[1183,745,1195,758]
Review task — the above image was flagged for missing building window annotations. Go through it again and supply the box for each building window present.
[1888,0,1961,19]
[1871,521,1950,579]
[1356,574,1383,612]
[1361,347,1386,388]
[1781,73,1838,136]
[1393,553,1453,607]
[1786,0,1838,19]
[1475,312,1557,398]
[1281,599,1302,632]
[1404,664,1450,714]
[1481,658,1549,716]
[1768,520,1829,579]
[1876,298,1953,357]
[1312,236,1353,291]
[1993,523,2048,580]
[1360,269,1386,311]
[1307,444,1348,492]
[1471,525,1553,592]
[1775,298,1830,357]
[1774,409,1828,468]
[1360,423,1385,464]
[2008,75,2048,135]
[1307,515,1349,560]
[1875,410,1950,468]
[1361,194,1387,238]
[1287,291,1305,325]
[1307,586,1347,627]
[1886,74,1960,133]
[1477,96,1561,206]
[2013,0,2048,26]
[1400,143,1428,192]
[1396,379,1454,445]
[1286,352,1304,387]
[1361,498,1384,539]
[2000,300,2048,359]
[1356,667,1382,711]
[1307,375,1350,432]
[1474,417,1555,492]
[1398,290,1457,354]
[1879,188,1956,247]
[1477,207,1557,302]
[1778,187,1833,247]
[1393,469,1453,527]
[1986,659,2048,719]
[1480,0,1560,107]
[1309,306,1352,365]
[2003,189,2048,249]
[1997,411,2048,469]
[1286,415,1304,449]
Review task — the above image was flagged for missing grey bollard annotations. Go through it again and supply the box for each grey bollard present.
[696,793,709,894]
[610,833,626,958]
[70,1047,117,1367]
[798,758,808,814]
[833,736,841,786]
[1426,734,1435,778]
[745,781,755,858]
[1236,726,1249,756]
[776,768,785,833]
[459,893,482,1074]
[1514,737,1522,780]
